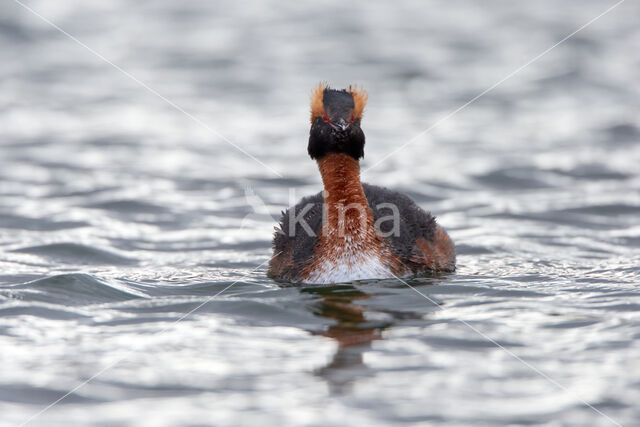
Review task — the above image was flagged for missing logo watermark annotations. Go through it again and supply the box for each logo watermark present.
[243,186,401,239]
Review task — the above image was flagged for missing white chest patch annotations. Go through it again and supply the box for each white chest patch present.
[303,250,395,284]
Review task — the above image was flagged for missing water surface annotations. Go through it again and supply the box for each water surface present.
[1,1,640,425]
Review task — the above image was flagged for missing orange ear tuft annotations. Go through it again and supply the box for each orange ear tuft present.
[348,85,368,120]
[310,82,328,123]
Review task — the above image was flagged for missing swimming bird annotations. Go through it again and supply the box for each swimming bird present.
[269,83,455,284]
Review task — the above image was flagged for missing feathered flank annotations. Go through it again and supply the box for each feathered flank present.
[347,85,368,120]
[310,82,328,123]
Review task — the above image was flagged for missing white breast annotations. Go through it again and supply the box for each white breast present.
[303,250,395,284]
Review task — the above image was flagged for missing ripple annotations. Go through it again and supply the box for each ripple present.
[0,384,99,404]
[0,304,91,320]
[602,123,640,146]
[455,244,493,255]
[114,297,325,328]
[422,335,524,349]
[553,203,640,216]
[86,200,169,213]
[0,213,88,231]
[11,243,136,266]
[548,164,630,181]
[473,168,551,190]
[7,273,144,306]
[483,212,616,230]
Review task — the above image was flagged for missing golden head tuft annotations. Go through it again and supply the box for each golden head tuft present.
[310,82,328,123]
[347,84,368,120]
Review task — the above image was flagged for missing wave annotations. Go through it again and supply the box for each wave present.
[5,273,144,306]
[11,243,136,266]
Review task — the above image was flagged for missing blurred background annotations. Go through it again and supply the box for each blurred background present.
[1,1,639,426]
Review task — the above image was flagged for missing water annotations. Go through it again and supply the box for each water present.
[1,0,640,425]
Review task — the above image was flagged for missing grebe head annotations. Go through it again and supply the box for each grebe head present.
[307,83,368,161]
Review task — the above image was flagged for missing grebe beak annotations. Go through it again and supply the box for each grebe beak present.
[330,118,350,132]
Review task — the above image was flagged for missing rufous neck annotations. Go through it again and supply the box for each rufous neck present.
[316,153,372,235]
[317,153,365,202]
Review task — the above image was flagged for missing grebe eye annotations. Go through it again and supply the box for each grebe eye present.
[322,115,329,122]
[350,115,355,123]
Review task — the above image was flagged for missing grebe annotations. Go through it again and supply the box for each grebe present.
[269,83,455,284]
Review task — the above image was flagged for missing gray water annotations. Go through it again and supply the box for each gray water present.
[1,1,640,426]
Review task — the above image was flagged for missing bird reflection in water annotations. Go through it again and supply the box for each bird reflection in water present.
[301,284,391,395]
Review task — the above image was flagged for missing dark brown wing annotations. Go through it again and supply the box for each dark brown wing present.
[363,183,455,273]
[269,191,324,281]
[410,226,456,272]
